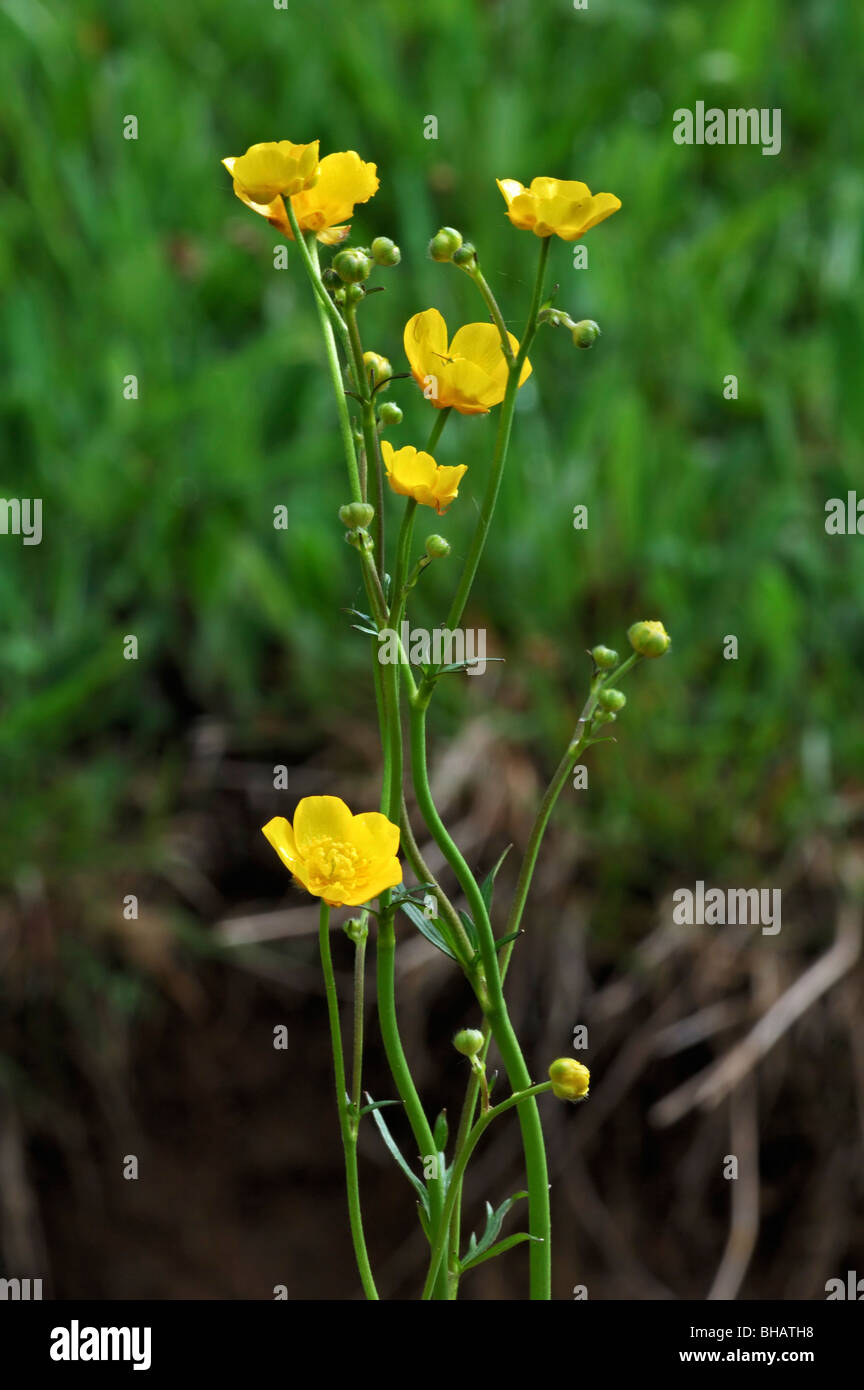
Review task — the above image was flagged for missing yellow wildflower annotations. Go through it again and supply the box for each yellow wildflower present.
[381,442,467,515]
[262,796,401,908]
[226,140,320,204]
[403,308,531,415]
[222,148,379,247]
[496,176,621,241]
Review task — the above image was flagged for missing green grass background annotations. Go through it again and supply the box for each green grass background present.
[2,0,862,903]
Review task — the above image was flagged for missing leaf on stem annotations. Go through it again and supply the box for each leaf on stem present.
[365,1092,430,1216]
[480,844,512,914]
[461,1190,529,1267]
[398,899,460,962]
[459,1231,540,1273]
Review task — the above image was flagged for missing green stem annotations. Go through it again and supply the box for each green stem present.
[351,928,368,1114]
[376,899,448,1298]
[284,198,351,354]
[318,902,378,1300]
[291,233,361,504]
[426,405,452,453]
[345,301,387,576]
[398,796,475,965]
[500,652,643,982]
[408,695,551,1297]
[443,238,550,635]
[390,499,417,624]
[422,1082,553,1300]
[465,265,516,367]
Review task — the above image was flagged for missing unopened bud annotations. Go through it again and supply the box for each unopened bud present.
[321,267,341,289]
[378,401,403,427]
[571,319,601,349]
[452,241,477,268]
[453,1028,485,1057]
[363,351,392,390]
[333,248,372,284]
[627,620,671,658]
[339,502,375,529]
[425,534,450,559]
[428,227,463,262]
[598,688,626,712]
[593,709,616,726]
[343,916,368,945]
[371,236,401,266]
[591,645,618,669]
[549,1057,590,1101]
[344,282,366,304]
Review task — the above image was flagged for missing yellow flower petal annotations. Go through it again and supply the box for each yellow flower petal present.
[287,151,379,241]
[293,795,354,851]
[229,139,320,203]
[261,817,299,872]
[338,857,403,907]
[349,811,401,862]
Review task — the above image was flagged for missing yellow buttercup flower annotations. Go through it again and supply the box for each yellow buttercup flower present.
[222,149,379,247]
[496,176,621,241]
[403,308,532,415]
[226,140,320,204]
[262,796,401,908]
[382,442,467,515]
[288,151,379,244]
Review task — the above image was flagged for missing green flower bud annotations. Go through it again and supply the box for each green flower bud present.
[451,241,477,268]
[425,534,451,559]
[339,502,375,529]
[377,401,403,428]
[591,645,619,669]
[344,282,366,304]
[371,236,401,267]
[598,688,626,712]
[571,319,601,349]
[333,248,372,284]
[428,227,463,262]
[363,351,392,390]
[343,916,368,945]
[549,1057,590,1101]
[593,709,617,725]
[627,619,671,658]
[321,267,341,290]
[453,1028,484,1057]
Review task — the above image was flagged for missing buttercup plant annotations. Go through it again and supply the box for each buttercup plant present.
[223,138,669,1300]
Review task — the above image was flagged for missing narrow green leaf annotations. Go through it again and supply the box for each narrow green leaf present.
[463,1190,529,1262]
[494,929,521,952]
[399,900,459,961]
[458,910,479,951]
[358,1099,401,1117]
[480,845,512,914]
[460,1231,540,1273]
[366,1092,430,1213]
